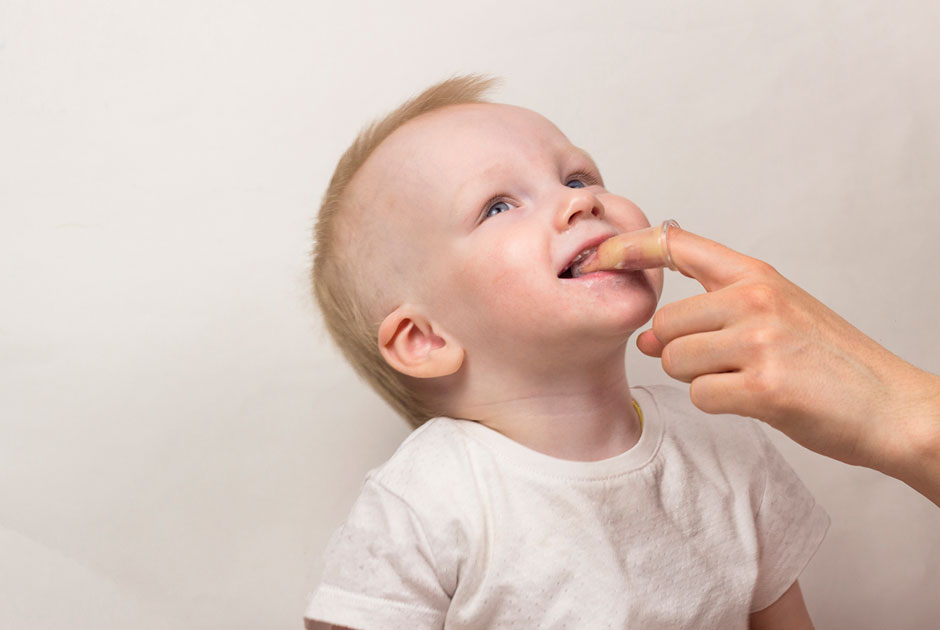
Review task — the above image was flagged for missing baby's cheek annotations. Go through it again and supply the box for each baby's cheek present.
[462,270,520,318]
[426,262,491,322]
[486,266,518,293]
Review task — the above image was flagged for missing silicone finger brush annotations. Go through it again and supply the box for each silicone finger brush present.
[574,220,679,276]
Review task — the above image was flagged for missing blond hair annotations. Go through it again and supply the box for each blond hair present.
[310,74,500,429]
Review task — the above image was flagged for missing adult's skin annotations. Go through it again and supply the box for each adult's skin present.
[634,226,940,507]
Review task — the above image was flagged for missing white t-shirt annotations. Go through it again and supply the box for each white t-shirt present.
[305,385,829,629]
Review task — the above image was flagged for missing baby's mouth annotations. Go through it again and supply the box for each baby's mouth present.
[558,246,599,279]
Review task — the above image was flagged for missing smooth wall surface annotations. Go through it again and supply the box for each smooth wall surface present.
[2,1,939,628]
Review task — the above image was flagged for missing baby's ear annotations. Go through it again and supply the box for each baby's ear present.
[377,305,464,378]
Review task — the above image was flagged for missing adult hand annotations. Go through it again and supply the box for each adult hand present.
[635,226,940,506]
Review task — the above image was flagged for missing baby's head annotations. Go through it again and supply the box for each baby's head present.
[312,75,663,428]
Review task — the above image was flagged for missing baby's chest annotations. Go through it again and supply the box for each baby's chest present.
[444,480,757,628]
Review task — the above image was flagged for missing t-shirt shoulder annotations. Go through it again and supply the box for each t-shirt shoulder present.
[363,417,475,506]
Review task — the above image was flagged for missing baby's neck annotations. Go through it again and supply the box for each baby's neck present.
[451,352,641,462]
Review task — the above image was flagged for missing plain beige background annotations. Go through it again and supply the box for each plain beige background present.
[2,0,939,628]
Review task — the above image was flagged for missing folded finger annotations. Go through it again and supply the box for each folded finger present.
[636,329,664,358]
[652,291,731,347]
[661,330,740,383]
[688,372,747,416]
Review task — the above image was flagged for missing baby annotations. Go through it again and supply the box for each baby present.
[304,75,828,629]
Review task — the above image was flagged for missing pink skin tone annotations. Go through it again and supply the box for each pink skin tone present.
[351,102,663,461]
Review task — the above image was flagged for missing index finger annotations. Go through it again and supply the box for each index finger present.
[579,222,764,292]
[665,225,760,292]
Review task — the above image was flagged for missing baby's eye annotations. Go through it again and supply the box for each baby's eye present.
[566,171,600,189]
[483,199,515,220]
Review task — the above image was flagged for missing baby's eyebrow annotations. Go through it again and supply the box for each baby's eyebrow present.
[572,147,601,172]
[450,163,502,228]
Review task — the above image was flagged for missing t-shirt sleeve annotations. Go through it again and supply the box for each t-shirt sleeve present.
[304,477,450,630]
[749,425,830,612]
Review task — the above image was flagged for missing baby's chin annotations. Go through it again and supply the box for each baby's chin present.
[568,270,661,322]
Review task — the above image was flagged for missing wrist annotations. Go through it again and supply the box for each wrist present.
[881,366,940,506]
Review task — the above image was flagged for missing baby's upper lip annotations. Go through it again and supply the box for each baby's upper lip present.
[558,232,618,276]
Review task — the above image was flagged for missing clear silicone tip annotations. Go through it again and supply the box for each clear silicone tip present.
[576,219,680,274]
[659,219,679,271]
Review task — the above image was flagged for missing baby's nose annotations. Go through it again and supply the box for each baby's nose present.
[556,190,604,228]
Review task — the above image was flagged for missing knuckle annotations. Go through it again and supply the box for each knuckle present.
[751,258,779,277]
[747,367,783,408]
[744,325,777,353]
[746,371,772,400]
[742,282,778,314]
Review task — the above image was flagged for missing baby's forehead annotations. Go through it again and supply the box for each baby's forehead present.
[345,102,591,249]
[357,103,573,195]
[395,102,567,156]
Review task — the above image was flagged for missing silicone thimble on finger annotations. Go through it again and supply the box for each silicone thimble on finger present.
[575,220,680,274]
